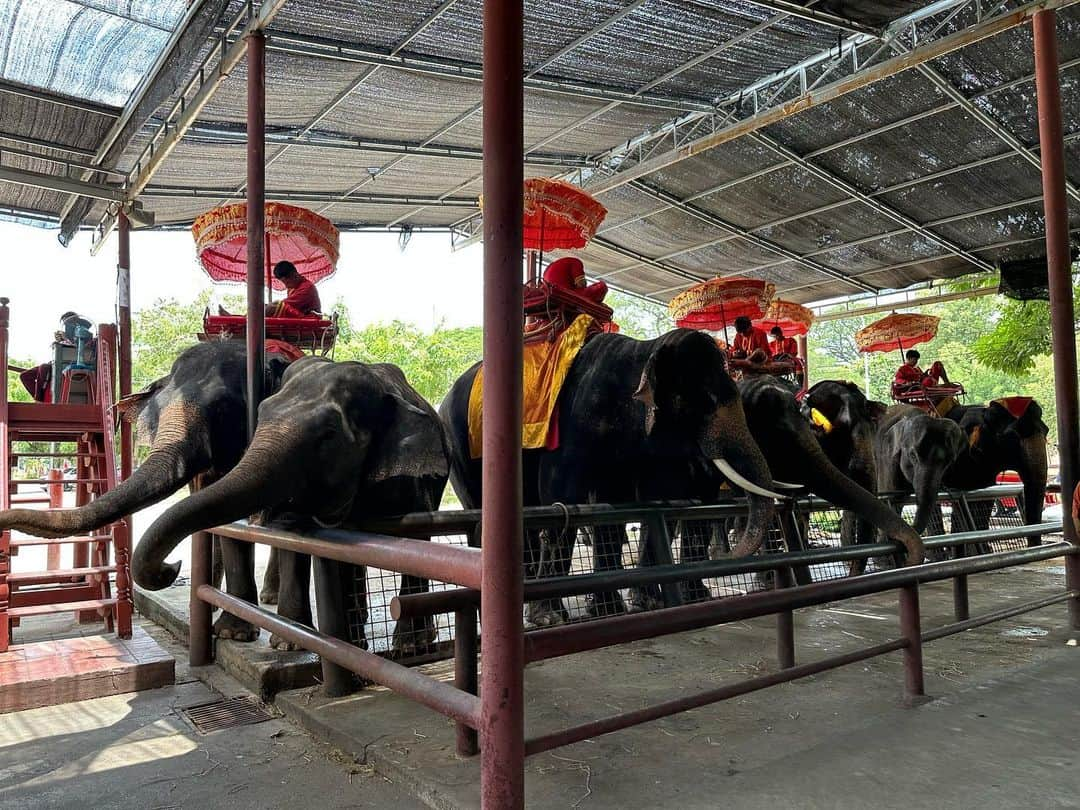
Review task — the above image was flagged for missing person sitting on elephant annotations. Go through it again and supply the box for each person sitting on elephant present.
[543,256,608,304]
[894,349,950,391]
[218,260,322,319]
[768,326,798,360]
[731,316,769,362]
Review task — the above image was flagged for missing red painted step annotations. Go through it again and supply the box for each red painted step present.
[7,566,116,586]
[8,598,116,619]
[9,534,113,547]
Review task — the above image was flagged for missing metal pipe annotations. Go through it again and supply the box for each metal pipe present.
[524,637,908,756]
[117,212,133,491]
[923,590,1078,642]
[197,585,482,726]
[481,0,526,802]
[391,522,1065,620]
[189,530,214,666]
[524,544,1073,662]
[775,567,796,669]
[212,523,482,589]
[1034,9,1079,547]
[245,30,266,440]
[898,584,925,700]
[455,608,480,756]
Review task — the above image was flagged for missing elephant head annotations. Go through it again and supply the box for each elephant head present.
[739,376,924,566]
[801,380,886,491]
[946,398,1049,529]
[132,357,450,591]
[0,341,290,540]
[633,330,783,557]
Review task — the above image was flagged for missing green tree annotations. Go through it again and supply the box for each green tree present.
[605,290,671,339]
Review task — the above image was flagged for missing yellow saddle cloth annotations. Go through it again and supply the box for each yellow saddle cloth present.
[468,314,593,459]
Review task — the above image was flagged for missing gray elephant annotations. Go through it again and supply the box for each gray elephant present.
[0,340,292,642]
[442,328,785,623]
[131,356,449,692]
[875,405,967,550]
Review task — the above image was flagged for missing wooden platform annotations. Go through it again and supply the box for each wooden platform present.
[0,625,174,713]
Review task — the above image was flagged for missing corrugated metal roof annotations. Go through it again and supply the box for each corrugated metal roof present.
[0,0,1077,307]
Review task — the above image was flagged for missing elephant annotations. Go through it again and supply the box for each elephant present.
[875,404,967,553]
[943,399,1049,540]
[0,340,292,641]
[131,356,449,689]
[441,328,785,624]
[715,376,925,576]
[800,380,888,567]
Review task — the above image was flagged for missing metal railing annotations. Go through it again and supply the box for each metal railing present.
[188,484,1077,761]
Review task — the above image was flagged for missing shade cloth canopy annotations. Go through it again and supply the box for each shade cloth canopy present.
[191,202,340,291]
[855,312,940,354]
[755,299,814,336]
[669,277,775,331]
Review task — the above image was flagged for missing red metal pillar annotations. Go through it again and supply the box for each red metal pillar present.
[117,213,133,481]
[480,0,525,805]
[1034,10,1080,632]
[0,298,9,652]
[246,30,267,438]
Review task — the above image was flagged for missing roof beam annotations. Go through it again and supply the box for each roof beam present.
[140,186,475,207]
[735,1,878,35]
[91,0,292,253]
[582,0,1079,196]
[0,80,120,118]
[0,165,123,201]
[183,123,590,168]
[0,130,99,159]
[63,0,177,32]
[627,178,877,292]
[265,32,716,114]
[813,284,999,321]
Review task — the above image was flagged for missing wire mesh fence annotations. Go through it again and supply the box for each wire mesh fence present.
[351,485,1061,659]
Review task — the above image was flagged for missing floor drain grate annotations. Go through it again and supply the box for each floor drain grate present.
[181,696,273,734]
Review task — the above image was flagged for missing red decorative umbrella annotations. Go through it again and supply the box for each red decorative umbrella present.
[521,177,607,251]
[191,202,340,292]
[754,299,814,336]
[855,312,940,356]
[669,277,775,332]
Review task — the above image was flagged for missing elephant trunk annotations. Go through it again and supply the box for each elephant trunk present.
[911,472,944,536]
[794,430,924,566]
[132,424,297,591]
[705,401,777,558]
[0,401,206,539]
[1019,437,1048,539]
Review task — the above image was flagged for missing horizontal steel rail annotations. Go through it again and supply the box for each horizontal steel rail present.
[523,543,1073,663]
[211,523,482,589]
[392,522,1062,620]
[198,585,481,727]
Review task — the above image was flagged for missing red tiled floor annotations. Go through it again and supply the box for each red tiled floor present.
[0,626,174,713]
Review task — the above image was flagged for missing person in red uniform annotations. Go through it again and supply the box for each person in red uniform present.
[894,349,950,390]
[768,326,798,359]
[731,316,769,362]
[542,256,608,303]
[218,261,322,319]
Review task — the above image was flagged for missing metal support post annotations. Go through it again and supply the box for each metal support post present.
[480,0,525,804]
[117,212,133,484]
[190,529,214,666]
[775,566,795,669]
[797,333,809,387]
[455,607,480,756]
[1033,9,1079,546]
[245,30,267,438]
[898,584,925,701]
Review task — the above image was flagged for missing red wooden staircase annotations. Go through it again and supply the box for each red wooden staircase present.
[0,299,133,652]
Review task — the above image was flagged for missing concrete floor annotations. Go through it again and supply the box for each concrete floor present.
[0,620,428,810]
[275,561,1080,810]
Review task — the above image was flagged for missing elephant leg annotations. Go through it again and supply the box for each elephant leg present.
[270,550,312,651]
[841,511,867,577]
[260,546,280,605]
[393,573,437,654]
[587,523,626,618]
[313,557,363,697]
[678,520,712,603]
[525,527,572,627]
[627,519,673,612]
[214,537,260,642]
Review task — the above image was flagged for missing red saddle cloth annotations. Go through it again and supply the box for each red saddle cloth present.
[204,314,334,338]
[993,395,1033,420]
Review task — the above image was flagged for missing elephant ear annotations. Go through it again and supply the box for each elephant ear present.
[362,388,449,497]
[114,376,167,430]
[865,400,889,424]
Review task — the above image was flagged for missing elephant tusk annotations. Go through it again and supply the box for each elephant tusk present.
[713,458,786,501]
[771,479,803,490]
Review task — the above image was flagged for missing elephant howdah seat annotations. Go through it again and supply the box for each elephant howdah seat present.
[523,281,615,344]
[200,309,338,355]
[891,381,965,413]
[727,355,806,392]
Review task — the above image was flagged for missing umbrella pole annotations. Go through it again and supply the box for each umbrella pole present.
[265,231,272,304]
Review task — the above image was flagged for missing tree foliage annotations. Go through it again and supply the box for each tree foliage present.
[605,290,671,339]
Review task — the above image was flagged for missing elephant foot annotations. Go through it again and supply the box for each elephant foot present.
[586,590,626,618]
[926,547,953,564]
[213,612,260,643]
[847,559,868,578]
[526,599,570,628]
[627,587,662,614]
[681,580,712,604]
[258,585,278,605]
[269,633,303,652]
[392,616,436,656]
